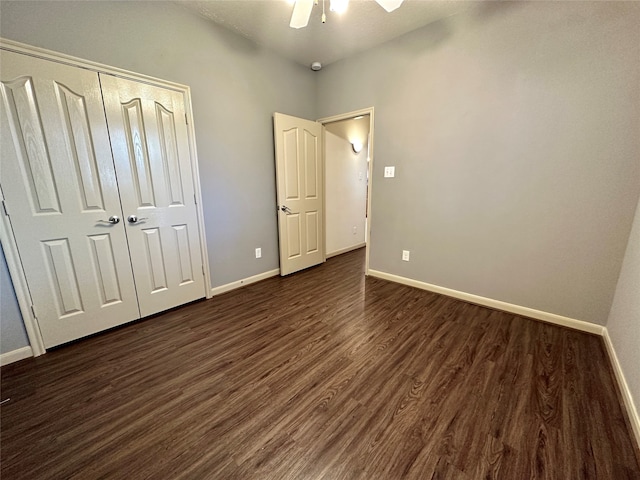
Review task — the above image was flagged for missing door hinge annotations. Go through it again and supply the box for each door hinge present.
[194,193,197,205]
[1,200,9,217]
[185,113,188,125]
[31,305,38,319]
[202,265,205,276]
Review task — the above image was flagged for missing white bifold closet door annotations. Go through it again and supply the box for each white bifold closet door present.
[0,50,140,347]
[0,50,205,348]
[100,75,205,318]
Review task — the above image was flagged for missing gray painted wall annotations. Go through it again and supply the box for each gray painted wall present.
[316,2,640,325]
[0,0,316,292]
[0,245,29,353]
[607,195,640,425]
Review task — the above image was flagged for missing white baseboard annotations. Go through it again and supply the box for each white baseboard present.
[602,329,640,449]
[1,345,33,367]
[326,243,366,259]
[211,268,280,296]
[367,269,604,335]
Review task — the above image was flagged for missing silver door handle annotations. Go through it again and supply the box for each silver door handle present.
[281,205,294,215]
[127,215,148,224]
[99,215,120,224]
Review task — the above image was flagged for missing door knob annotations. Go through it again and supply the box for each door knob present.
[281,205,294,215]
[127,215,148,224]
[99,215,120,224]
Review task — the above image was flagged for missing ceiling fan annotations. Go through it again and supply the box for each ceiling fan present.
[290,0,405,29]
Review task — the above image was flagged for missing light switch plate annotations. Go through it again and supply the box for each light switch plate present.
[402,250,410,261]
[255,248,262,259]
[384,166,395,178]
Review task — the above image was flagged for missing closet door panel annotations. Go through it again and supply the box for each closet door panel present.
[0,50,140,348]
[100,74,205,317]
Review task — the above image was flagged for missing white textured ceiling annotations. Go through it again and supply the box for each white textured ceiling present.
[178,0,472,68]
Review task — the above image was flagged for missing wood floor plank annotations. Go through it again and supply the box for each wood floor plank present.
[1,248,638,479]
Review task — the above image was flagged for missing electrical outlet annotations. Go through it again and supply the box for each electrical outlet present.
[384,166,395,178]
[255,247,262,259]
[402,250,410,261]
[353,226,357,235]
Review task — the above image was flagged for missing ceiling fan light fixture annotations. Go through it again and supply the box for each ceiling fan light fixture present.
[289,0,404,29]
[330,0,349,14]
[374,0,404,13]
[289,0,314,28]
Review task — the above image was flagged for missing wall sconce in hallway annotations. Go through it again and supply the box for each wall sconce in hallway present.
[351,141,363,154]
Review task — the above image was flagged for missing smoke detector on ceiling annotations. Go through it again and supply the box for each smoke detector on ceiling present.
[311,61,322,71]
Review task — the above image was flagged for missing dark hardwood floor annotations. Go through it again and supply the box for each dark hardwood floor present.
[1,248,639,479]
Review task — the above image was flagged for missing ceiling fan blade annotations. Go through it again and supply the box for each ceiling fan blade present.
[374,0,404,13]
[290,0,314,29]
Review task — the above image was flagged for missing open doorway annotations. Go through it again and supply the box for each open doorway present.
[319,108,374,275]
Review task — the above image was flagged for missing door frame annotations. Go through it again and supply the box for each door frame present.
[0,38,212,356]
[317,107,375,275]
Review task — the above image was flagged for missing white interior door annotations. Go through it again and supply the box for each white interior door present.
[0,50,140,348]
[273,112,324,275]
[100,74,205,317]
